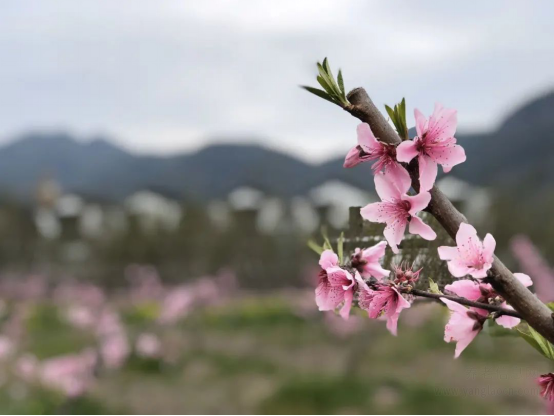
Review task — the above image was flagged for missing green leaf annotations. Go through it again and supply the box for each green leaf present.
[547,302,554,312]
[517,324,554,360]
[316,75,336,97]
[337,69,345,99]
[337,232,345,264]
[307,239,324,255]
[428,278,441,295]
[385,105,396,124]
[317,61,341,98]
[321,226,333,251]
[301,86,339,106]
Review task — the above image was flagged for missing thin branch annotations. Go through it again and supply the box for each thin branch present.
[342,87,554,343]
[405,288,522,318]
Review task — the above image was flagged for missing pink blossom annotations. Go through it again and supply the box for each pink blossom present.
[510,235,554,302]
[15,354,39,382]
[358,283,411,336]
[0,335,14,360]
[440,298,485,358]
[315,250,358,319]
[344,123,411,186]
[350,241,390,280]
[360,170,436,253]
[136,333,162,359]
[40,349,97,397]
[538,373,554,401]
[158,286,194,325]
[445,274,532,329]
[396,104,466,191]
[438,223,495,279]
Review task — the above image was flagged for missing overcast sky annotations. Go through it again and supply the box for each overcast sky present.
[1,1,554,162]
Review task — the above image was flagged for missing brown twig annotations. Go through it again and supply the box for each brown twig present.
[405,288,521,318]
[341,87,554,342]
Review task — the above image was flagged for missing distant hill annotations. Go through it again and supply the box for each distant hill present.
[0,91,553,203]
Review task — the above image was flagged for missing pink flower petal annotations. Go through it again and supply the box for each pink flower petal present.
[427,144,466,170]
[361,241,388,262]
[319,250,339,270]
[343,146,363,168]
[445,280,481,301]
[418,155,438,191]
[408,216,436,240]
[385,163,412,195]
[374,172,401,201]
[339,289,354,320]
[360,202,390,223]
[414,108,427,138]
[456,223,479,249]
[357,123,381,151]
[453,328,479,358]
[403,192,431,215]
[447,258,472,278]
[428,103,457,141]
[363,263,390,280]
[483,233,496,260]
[438,246,458,260]
[384,220,407,254]
[396,140,419,163]
[514,272,533,288]
[315,279,332,311]
[495,315,520,329]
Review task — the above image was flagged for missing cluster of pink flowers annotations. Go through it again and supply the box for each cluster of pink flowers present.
[346,104,464,252]
[316,243,419,336]
[319,101,549,401]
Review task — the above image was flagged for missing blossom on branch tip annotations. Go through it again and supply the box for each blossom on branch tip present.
[350,241,390,280]
[358,283,411,336]
[345,123,410,185]
[315,249,359,319]
[438,223,495,279]
[360,170,436,253]
[538,373,554,401]
[445,274,532,329]
[396,104,466,191]
[440,298,485,358]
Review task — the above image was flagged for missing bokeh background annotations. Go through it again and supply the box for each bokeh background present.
[0,1,553,414]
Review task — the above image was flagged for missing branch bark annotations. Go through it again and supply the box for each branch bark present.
[344,87,554,342]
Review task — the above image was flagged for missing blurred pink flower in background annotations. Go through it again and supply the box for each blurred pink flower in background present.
[126,264,165,302]
[511,235,554,302]
[63,305,97,330]
[158,286,194,325]
[40,349,97,398]
[54,280,105,308]
[14,354,39,382]
[96,309,130,370]
[0,335,14,360]
[136,333,162,359]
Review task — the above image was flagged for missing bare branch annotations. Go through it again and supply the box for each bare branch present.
[405,287,521,318]
[344,87,554,343]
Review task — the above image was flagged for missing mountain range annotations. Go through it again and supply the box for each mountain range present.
[1,91,553,203]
